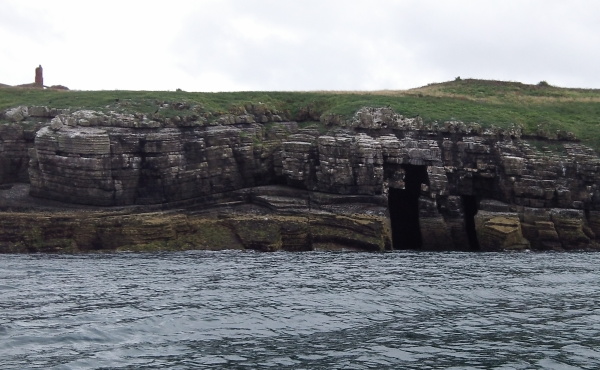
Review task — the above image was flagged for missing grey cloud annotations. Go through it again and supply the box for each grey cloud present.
[385,0,600,87]
[3,0,600,90]
[173,2,395,90]
[0,2,60,42]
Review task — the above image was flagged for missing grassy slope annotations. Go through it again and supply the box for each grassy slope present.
[2,78,600,149]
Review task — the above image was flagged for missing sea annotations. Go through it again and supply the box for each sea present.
[1,250,600,369]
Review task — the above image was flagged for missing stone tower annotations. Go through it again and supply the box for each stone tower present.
[35,65,43,87]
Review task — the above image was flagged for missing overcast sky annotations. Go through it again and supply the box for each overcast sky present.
[2,0,599,91]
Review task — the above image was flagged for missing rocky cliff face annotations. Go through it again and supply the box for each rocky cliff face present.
[1,105,599,252]
[0,106,54,184]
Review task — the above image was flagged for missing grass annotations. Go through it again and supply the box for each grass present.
[2,78,600,149]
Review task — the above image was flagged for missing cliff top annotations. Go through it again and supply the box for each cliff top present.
[2,78,600,149]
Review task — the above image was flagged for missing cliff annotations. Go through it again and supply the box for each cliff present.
[1,92,599,252]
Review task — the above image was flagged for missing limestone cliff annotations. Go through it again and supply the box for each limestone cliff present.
[1,105,599,252]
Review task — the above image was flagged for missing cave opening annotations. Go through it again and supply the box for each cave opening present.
[388,164,429,250]
[462,195,480,250]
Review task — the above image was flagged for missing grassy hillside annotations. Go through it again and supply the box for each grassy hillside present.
[1,78,600,149]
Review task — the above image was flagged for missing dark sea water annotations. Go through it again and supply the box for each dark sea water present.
[1,251,600,370]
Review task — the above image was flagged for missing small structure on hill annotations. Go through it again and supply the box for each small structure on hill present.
[5,65,69,90]
[35,65,43,87]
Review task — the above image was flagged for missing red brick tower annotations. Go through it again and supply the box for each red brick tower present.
[35,65,43,87]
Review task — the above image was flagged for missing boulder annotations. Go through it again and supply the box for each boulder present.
[5,106,28,122]
[475,212,530,251]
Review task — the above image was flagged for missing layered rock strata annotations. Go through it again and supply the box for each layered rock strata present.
[1,106,599,252]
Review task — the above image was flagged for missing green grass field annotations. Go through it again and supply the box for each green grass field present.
[2,78,600,149]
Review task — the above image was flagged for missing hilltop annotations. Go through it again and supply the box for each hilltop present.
[1,78,600,149]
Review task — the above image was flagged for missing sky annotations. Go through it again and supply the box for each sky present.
[1,0,599,92]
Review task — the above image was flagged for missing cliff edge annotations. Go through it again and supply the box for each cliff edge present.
[1,98,599,252]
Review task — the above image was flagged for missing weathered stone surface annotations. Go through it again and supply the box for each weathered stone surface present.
[0,185,389,253]
[419,197,454,250]
[282,140,316,186]
[35,65,43,87]
[26,118,286,205]
[315,134,383,194]
[2,106,600,252]
[28,106,51,118]
[589,211,600,239]
[475,212,530,251]
[0,122,44,184]
[550,209,591,250]
[5,106,29,122]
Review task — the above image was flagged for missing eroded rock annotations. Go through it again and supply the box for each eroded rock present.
[1,106,599,252]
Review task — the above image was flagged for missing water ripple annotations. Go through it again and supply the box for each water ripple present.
[1,251,600,369]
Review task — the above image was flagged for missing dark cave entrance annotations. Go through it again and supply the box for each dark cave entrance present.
[388,164,429,250]
[462,195,480,250]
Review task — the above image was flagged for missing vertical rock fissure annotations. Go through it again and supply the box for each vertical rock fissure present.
[388,165,429,249]
[462,195,480,250]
